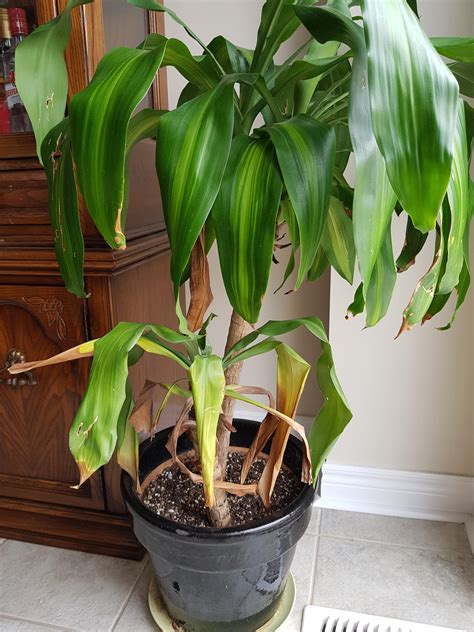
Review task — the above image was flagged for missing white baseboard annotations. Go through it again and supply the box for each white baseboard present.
[316,464,474,524]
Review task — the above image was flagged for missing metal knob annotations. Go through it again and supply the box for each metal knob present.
[0,348,37,387]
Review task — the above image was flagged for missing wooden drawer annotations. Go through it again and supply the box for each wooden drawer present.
[0,285,104,510]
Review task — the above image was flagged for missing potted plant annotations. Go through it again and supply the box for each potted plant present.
[10,0,472,629]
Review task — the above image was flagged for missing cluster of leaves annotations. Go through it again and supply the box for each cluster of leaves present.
[12,0,473,507]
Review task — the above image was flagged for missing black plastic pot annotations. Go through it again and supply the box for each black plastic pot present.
[122,419,316,632]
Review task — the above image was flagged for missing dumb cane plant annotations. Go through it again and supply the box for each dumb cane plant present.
[10,0,473,527]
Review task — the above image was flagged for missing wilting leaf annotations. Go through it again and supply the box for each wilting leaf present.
[431,37,474,62]
[213,135,282,323]
[308,339,352,481]
[15,0,93,157]
[69,323,147,486]
[398,215,448,336]
[440,258,471,330]
[156,82,234,293]
[41,119,85,298]
[186,232,213,332]
[439,100,469,294]
[360,0,459,232]
[128,379,158,434]
[8,340,95,374]
[225,385,312,484]
[396,215,429,272]
[321,196,355,284]
[225,316,351,485]
[258,344,310,506]
[189,355,226,507]
[266,116,336,287]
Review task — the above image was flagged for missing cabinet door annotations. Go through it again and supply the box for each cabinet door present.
[0,285,104,510]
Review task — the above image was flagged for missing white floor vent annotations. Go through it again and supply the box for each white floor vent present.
[301,606,466,632]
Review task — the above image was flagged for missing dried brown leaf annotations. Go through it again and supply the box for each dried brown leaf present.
[129,380,159,433]
[187,231,213,332]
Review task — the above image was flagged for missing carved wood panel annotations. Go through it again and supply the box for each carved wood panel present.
[0,285,104,509]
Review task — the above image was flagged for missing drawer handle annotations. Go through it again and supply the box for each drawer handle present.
[0,349,38,387]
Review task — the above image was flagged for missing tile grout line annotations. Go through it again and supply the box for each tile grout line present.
[308,510,323,606]
[0,613,80,632]
[317,533,474,558]
[108,558,150,632]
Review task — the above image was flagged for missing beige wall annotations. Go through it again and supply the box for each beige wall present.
[165,1,473,474]
[328,0,474,476]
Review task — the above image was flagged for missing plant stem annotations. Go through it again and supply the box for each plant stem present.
[208,309,252,527]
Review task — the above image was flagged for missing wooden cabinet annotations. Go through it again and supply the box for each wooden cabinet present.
[0,0,177,559]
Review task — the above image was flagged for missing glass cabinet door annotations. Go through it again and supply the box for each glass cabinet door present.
[0,0,37,157]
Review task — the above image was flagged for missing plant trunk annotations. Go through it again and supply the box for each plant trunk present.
[208,309,252,527]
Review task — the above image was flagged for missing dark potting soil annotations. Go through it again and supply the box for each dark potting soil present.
[140,451,303,528]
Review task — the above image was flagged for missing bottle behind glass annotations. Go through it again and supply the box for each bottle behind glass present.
[3,7,31,133]
[0,7,11,133]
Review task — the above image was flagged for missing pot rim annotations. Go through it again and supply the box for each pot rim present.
[121,419,316,540]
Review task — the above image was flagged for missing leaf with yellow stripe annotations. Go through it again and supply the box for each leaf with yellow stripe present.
[266,115,336,288]
[156,82,234,293]
[188,355,226,507]
[70,41,168,251]
[213,135,282,323]
[360,0,459,232]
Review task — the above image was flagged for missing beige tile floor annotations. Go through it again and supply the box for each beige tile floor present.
[0,510,472,632]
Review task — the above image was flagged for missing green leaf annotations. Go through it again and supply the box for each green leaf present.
[308,339,352,481]
[440,258,471,330]
[346,283,364,318]
[130,0,225,75]
[449,62,474,97]
[431,37,474,62]
[141,34,217,90]
[294,40,341,115]
[189,355,225,507]
[365,225,397,327]
[321,196,355,284]
[307,248,330,282]
[15,0,93,159]
[213,135,282,324]
[224,338,281,367]
[156,82,234,293]
[225,316,329,362]
[296,6,396,288]
[116,380,139,484]
[66,321,192,485]
[70,40,168,250]
[398,214,449,335]
[396,215,428,272]
[224,314,352,481]
[439,99,470,294]
[69,323,146,486]
[266,115,336,288]
[360,0,459,232]
[40,119,85,298]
